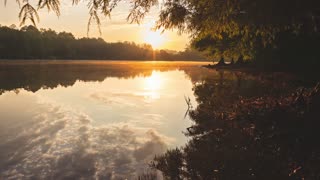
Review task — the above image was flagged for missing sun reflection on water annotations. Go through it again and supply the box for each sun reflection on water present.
[144,71,163,91]
[142,71,166,101]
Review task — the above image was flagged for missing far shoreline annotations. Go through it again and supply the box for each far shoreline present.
[0,59,212,65]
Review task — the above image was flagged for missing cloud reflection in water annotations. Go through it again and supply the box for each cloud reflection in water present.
[0,91,168,179]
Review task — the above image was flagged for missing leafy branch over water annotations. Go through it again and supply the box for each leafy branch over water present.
[7,0,158,34]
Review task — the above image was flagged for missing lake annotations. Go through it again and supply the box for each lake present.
[0,61,211,179]
[0,60,316,179]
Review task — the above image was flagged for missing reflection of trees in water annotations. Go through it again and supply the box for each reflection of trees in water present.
[0,61,206,94]
[0,61,302,96]
[2,62,320,179]
[152,70,320,179]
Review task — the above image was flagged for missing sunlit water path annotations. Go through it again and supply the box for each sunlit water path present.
[0,61,209,179]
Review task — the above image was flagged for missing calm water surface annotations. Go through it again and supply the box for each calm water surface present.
[1,60,309,179]
[0,61,210,179]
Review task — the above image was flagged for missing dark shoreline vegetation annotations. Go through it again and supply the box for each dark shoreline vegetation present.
[0,25,207,61]
[150,71,320,179]
[195,30,320,73]
[200,27,320,73]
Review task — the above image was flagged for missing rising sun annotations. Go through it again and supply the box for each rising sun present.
[144,30,165,49]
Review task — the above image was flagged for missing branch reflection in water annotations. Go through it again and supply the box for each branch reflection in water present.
[152,70,320,180]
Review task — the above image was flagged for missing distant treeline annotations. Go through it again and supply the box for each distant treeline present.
[0,25,207,61]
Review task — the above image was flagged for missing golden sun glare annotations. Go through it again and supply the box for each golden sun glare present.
[145,71,162,91]
[141,71,164,100]
[144,30,165,49]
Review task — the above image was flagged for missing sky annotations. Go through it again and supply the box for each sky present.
[0,0,189,51]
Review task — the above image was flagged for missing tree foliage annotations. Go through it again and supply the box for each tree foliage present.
[156,0,320,60]
[4,0,320,62]
[0,25,206,60]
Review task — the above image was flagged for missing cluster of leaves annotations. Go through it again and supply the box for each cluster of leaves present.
[152,71,320,179]
[156,0,320,60]
[86,0,158,34]
[0,25,206,60]
[6,0,158,34]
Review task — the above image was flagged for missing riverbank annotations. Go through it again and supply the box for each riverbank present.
[203,61,320,74]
